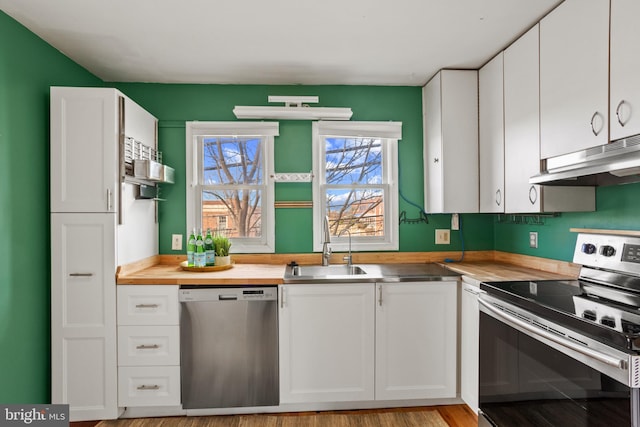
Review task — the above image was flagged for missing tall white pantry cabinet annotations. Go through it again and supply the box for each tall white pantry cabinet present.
[50,87,159,421]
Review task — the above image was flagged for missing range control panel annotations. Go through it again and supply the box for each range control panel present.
[574,233,640,275]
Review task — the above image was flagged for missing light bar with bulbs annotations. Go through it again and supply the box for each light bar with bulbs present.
[233,96,353,120]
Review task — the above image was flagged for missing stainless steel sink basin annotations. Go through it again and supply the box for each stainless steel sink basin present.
[292,265,367,277]
[284,264,373,283]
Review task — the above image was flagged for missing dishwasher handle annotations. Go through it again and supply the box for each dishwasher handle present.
[218,295,238,301]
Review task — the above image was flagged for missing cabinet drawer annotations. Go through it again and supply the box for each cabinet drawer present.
[117,285,179,325]
[118,325,179,366]
[118,366,180,407]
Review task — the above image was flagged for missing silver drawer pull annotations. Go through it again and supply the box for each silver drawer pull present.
[136,384,160,390]
[69,273,93,277]
[135,304,159,309]
[136,344,160,350]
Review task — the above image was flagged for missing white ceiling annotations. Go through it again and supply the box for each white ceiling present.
[0,0,562,86]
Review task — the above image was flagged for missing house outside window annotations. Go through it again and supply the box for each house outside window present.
[186,122,278,253]
[312,121,402,252]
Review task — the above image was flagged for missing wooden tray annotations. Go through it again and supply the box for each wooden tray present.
[179,260,234,272]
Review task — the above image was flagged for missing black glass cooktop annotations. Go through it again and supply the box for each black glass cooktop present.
[481,279,640,351]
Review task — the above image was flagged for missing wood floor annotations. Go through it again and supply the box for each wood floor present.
[72,405,477,427]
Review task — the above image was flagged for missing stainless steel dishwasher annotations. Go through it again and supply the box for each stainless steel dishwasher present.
[179,285,279,409]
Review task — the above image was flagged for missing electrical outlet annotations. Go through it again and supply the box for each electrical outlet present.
[451,214,459,231]
[435,229,450,245]
[171,234,183,251]
[529,231,538,249]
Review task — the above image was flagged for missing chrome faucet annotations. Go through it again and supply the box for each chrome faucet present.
[322,216,332,266]
[339,229,352,267]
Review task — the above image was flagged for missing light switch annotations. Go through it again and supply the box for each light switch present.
[435,229,450,245]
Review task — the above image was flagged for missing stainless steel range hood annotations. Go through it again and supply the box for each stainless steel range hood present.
[530,135,640,186]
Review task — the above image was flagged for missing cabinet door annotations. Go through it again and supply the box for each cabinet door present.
[460,281,480,413]
[504,25,542,213]
[423,74,444,214]
[279,284,375,403]
[51,213,117,421]
[610,0,640,141]
[375,282,457,400]
[423,71,479,214]
[479,53,505,213]
[539,0,609,158]
[50,87,120,213]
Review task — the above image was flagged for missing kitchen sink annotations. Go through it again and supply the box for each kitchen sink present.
[283,264,375,283]
[292,265,367,277]
[282,263,461,284]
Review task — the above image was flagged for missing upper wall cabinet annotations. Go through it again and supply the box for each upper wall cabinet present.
[610,0,640,141]
[479,53,505,213]
[539,0,610,159]
[504,25,595,213]
[423,70,479,214]
[50,87,159,214]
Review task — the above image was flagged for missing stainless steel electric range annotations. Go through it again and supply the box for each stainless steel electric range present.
[478,233,640,427]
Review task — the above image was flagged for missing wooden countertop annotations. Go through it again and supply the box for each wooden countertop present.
[442,261,576,283]
[116,252,579,286]
[117,262,286,285]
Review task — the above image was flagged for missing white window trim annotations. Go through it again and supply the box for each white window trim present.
[312,121,401,252]
[185,121,278,253]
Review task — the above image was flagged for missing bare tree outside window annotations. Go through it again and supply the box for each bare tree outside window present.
[201,137,263,238]
[325,137,385,237]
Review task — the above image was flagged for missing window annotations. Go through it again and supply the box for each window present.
[186,122,279,253]
[312,121,402,252]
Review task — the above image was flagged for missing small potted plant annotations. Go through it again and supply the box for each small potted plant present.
[213,234,232,266]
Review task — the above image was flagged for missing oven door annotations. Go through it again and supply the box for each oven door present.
[478,296,639,427]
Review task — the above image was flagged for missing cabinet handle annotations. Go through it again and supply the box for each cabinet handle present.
[135,304,159,309]
[590,111,603,136]
[433,158,439,163]
[69,273,93,277]
[495,189,502,206]
[616,100,628,127]
[378,285,383,306]
[136,344,160,350]
[136,384,160,390]
[107,189,113,211]
[463,287,480,296]
[528,185,538,205]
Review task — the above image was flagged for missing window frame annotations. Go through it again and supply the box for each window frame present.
[186,121,278,253]
[312,121,401,252]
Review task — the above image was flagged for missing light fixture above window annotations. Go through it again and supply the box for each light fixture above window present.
[233,96,353,121]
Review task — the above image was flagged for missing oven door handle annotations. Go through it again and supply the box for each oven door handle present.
[478,298,627,370]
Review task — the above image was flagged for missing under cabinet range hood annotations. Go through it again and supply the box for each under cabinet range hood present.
[530,135,640,186]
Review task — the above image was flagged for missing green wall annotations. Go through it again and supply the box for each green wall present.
[0,11,102,403]
[495,182,640,261]
[114,83,495,255]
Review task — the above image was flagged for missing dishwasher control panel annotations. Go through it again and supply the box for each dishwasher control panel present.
[179,286,277,302]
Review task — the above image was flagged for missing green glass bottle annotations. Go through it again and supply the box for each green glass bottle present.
[204,228,215,266]
[194,229,206,267]
[186,228,196,267]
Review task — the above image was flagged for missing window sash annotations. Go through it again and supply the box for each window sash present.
[186,121,276,253]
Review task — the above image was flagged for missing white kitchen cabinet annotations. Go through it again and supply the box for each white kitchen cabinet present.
[279,284,376,404]
[610,0,640,141]
[504,25,596,214]
[423,70,479,213]
[375,282,457,400]
[117,286,181,407]
[539,0,609,159]
[50,87,120,213]
[479,53,505,213]
[50,87,160,421]
[279,281,457,405]
[51,213,118,421]
[460,280,480,413]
